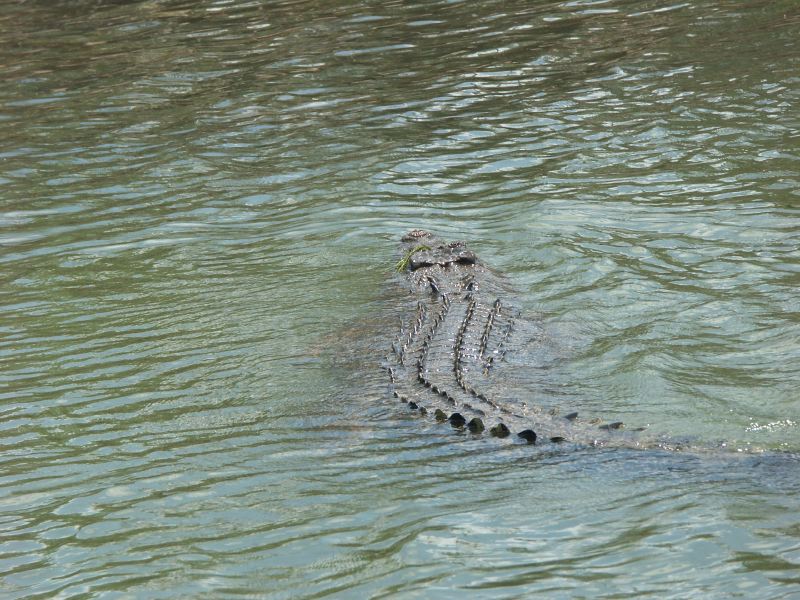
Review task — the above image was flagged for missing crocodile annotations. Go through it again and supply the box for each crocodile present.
[386,229,680,450]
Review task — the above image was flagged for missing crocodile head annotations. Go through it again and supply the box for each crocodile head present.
[400,230,478,270]
[398,230,480,294]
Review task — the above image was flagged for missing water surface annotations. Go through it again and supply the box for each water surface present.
[1,0,799,597]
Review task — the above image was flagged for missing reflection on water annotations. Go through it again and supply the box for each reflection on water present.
[1,0,799,597]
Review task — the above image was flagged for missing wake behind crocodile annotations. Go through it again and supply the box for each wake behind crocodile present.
[385,230,766,456]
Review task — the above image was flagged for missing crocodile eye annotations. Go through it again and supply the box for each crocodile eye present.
[455,253,477,265]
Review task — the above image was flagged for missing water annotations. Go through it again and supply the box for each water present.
[1,0,799,597]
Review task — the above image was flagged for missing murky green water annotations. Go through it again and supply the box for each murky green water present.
[2,0,799,597]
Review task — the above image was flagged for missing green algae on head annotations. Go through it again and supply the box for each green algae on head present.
[394,244,431,272]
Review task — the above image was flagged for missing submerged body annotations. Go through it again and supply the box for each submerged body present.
[386,230,704,451]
